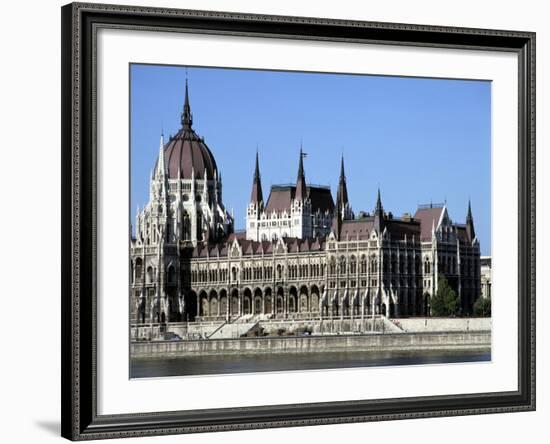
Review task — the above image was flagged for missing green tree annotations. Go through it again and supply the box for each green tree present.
[473,296,491,317]
[431,276,459,317]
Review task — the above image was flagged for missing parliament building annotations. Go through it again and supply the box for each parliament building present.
[130,82,481,326]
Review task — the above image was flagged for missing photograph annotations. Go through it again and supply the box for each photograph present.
[128,64,493,378]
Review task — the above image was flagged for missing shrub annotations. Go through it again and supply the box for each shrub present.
[473,296,491,317]
[431,275,459,317]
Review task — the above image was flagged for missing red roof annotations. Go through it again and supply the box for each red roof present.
[188,235,328,258]
[339,219,374,240]
[265,186,293,213]
[265,185,334,214]
[413,206,444,241]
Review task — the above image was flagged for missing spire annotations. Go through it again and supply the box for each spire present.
[336,155,349,212]
[295,147,307,201]
[373,188,384,233]
[375,187,383,213]
[250,150,264,205]
[181,78,193,130]
[466,199,476,241]
[156,133,166,178]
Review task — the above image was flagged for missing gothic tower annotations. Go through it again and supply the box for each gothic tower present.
[246,151,264,241]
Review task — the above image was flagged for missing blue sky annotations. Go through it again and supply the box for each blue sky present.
[130,64,491,255]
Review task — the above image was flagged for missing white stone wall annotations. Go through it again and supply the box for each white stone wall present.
[394,317,491,332]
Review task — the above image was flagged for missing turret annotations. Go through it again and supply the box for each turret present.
[373,188,385,234]
[335,155,353,220]
[181,79,193,131]
[155,133,166,179]
[295,147,307,202]
[250,150,264,207]
[466,199,476,242]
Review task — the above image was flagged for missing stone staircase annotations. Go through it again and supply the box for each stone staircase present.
[383,317,406,333]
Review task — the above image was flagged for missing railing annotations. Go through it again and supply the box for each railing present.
[271,183,330,190]
[205,320,229,339]
[417,203,444,209]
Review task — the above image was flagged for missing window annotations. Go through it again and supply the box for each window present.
[339,256,346,274]
[424,259,431,274]
[349,256,357,274]
[329,257,336,275]
[135,259,143,279]
[360,255,367,274]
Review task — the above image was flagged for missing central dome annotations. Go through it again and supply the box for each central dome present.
[159,80,218,181]
[164,129,218,180]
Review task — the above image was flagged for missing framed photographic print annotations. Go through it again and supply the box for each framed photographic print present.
[61,2,536,440]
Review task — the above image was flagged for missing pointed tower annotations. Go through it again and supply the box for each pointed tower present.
[246,151,265,241]
[373,188,385,234]
[290,146,313,239]
[250,150,264,206]
[155,133,166,179]
[465,199,476,242]
[181,79,193,131]
[295,147,307,201]
[151,133,168,207]
[332,156,349,240]
[336,156,349,208]
[335,155,353,220]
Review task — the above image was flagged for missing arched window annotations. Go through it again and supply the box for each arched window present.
[182,211,191,241]
[231,267,237,282]
[349,256,357,274]
[339,256,346,274]
[135,258,143,280]
[329,257,336,275]
[370,256,378,273]
[146,266,153,284]
[196,212,203,241]
[360,255,367,274]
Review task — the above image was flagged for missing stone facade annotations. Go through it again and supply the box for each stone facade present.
[480,256,492,299]
[130,83,482,326]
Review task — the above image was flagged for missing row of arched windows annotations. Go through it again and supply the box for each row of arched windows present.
[135,252,475,287]
[328,255,373,275]
[287,263,324,279]
[132,264,176,285]
[191,268,229,283]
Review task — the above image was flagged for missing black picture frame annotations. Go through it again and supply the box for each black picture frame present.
[61,2,536,440]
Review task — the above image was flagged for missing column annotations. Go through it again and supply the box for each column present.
[284,288,288,318]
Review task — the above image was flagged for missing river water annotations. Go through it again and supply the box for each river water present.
[130,349,491,378]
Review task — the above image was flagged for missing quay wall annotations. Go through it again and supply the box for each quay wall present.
[395,318,491,332]
[131,330,491,358]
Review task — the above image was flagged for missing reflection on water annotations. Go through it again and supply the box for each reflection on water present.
[130,349,491,378]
